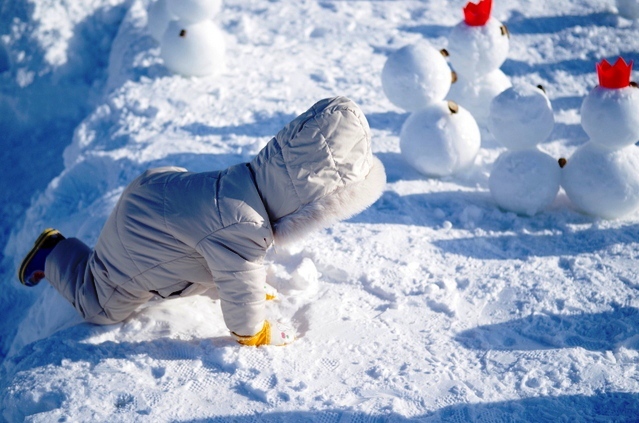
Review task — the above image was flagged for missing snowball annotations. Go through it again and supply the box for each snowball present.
[617,0,639,19]
[489,149,561,216]
[562,142,639,219]
[290,258,319,291]
[448,69,511,126]
[580,86,639,149]
[381,41,453,112]
[447,17,510,79]
[160,20,226,77]
[166,0,222,23]
[489,84,555,150]
[400,101,481,177]
[147,0,175,42]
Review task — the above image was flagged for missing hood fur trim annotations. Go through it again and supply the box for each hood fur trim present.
[272,156,386,246]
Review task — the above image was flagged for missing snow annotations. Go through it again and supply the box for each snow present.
[2,0,639,421]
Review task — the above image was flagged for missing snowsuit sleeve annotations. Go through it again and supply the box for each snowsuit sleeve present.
[195,221,271,336]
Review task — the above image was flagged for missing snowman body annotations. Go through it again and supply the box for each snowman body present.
[488,83,559,215]
[562,58,639,219]
[148,0,226,77]
[446,0,511,129]
[381,40,481,177]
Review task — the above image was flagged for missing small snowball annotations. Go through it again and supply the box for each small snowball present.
[166,0,222,23]
[448,69,511,126]
[562,142,639,219]
[381,41,452,112]
[447,17,510,79]
[160,20,226,77]
[489,149,561,216]
[489,83,555,150]
[290,258,319,291]
[580,86,639,149]
[147,0,175,42]
[400,101,481,177]
[617,0,639,19]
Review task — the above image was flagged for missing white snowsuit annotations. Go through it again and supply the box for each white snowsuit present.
[45,97,386,336]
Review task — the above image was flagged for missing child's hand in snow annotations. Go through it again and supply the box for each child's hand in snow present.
[232,320,295,346]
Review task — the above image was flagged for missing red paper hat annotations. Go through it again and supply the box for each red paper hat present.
[597,57,633,89]
[464,0,492,26]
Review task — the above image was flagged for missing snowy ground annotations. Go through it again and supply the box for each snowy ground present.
[2,0,639,421]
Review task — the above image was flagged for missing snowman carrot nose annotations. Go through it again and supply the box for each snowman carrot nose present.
[440,49,449,57]
[179,29,187,37]
[448,100,459,114]
[500,25,509,38]
[558,158,567,168]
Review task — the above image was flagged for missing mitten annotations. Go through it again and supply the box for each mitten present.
[232,320,295,346]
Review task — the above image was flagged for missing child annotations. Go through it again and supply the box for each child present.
[18,97,386,346]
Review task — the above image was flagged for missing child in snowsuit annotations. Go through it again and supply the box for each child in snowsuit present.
[19,97,386,346]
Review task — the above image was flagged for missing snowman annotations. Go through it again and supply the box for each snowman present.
[148,0,225,77]
[488,84,560,216]
[616,0,639,19]
[445,0,512,129]
[381,40,481,177]
[561,57,639,219]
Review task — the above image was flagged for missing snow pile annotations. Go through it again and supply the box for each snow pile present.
[2,0,639,422]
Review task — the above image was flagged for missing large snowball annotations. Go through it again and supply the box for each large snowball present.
[147,0,175,42]
[562,142,639,219]
[448,69,511,126]
[580,86,639,149]
[166,0,222,23]
[160,20,226,77]
[489,149,560,216]
[400,101,481,177]
[617,0,639,19]
[447,17,510,79]
[489,84,555,150]
[381,41,453,112]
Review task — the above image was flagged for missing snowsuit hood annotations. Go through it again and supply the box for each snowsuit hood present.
[250,96,386,245]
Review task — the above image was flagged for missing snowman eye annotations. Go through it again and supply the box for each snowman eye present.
[451,71,458,84]
[179,29,187,37]
[537,84,546,94]
[448,100,459,114]
[500,25,510,38]
[558,158,567,168]
[631,81,638,88]
[440,49,449,58]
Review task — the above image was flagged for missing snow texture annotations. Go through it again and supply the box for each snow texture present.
[2,0,639,422]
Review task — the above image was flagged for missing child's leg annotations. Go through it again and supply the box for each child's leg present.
[44,238,141,325]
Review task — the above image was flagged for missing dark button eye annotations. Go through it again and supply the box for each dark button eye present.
[179,29,187,37]
[631,81,638,88]
[537,84,546,94]
[500,25,510,38]
[448,100,459,114]
[440,48,449,58]
[558,158,567,168]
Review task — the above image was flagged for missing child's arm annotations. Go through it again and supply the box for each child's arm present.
[195,221,280,342]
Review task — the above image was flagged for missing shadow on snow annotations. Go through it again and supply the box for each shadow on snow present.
[455,306,639,352]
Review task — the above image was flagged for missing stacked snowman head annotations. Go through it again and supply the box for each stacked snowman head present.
[381,41,481,177]
[488,84,560,216]
[148,0,225,77]
[616,0,639,19]
[561,57,639,219]
[446,0,512,127]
